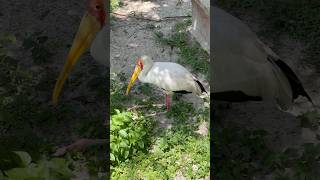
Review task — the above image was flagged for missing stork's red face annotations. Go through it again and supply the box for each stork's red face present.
[87,0,106,27]
[136,58,144,70]
[52,0,106,104]
[126,58,144,95]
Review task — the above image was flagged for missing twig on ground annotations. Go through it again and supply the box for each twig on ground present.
[112,12,191,22]
[53,138,107,157]
[145,111,167,117]
[127,103,165,111]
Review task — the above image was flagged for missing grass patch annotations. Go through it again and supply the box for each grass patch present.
[110,70,210,178]
[112,134,209,179]
[111,0,120,12]
[154,19,210,78]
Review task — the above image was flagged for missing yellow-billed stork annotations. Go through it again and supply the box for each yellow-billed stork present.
[126,55,207,111]
[52,0,107,104]
[51,0,108,155]
[212,7,313,110]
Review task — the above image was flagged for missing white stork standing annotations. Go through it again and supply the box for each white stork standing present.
[52,0,107,104]
[125,55,207,111]
[212,7,313,110]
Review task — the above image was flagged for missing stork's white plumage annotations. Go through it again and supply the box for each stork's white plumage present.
[126,56,207,111]
[212,7,313,110]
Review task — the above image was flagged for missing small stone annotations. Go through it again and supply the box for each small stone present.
[192,164,198,172]
[175,171,186,180]
[128,43,138,48]
[195,121,208,136]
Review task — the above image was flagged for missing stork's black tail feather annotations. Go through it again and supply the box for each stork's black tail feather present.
[195,79,207,94]
[268,56,313,103]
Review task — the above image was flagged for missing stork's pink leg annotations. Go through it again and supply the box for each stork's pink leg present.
[165,94,170,111]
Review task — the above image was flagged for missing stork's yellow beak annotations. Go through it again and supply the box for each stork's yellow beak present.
[52,12,101,105]
[126,65,142,95]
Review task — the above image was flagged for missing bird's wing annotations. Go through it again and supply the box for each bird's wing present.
[212,7,278,64]
[212,7,293,109]
[145,62,201,94]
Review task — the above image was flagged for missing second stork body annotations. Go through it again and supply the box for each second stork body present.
[126,56,207,111]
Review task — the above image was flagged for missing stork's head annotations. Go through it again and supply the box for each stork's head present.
[87,0,106,26]
[52,0,106,104]
[125,56,153,95]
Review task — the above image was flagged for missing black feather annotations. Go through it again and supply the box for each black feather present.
[267,56,313,103]
[195,79,207,93]
[173,90,192,94]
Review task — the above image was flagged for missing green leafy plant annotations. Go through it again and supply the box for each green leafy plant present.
[110,110,154,165]
[112,125,210,179]
[0,151,73,179]
[299,111,320,131]
[154,19,209,77]
[111,0,120,12]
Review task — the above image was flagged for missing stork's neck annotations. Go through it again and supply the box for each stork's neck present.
[138,61,153,82]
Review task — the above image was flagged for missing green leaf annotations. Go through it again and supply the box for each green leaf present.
[110,153,115,161]
[50,158,72,177]
[13,151,32,167]
[119,129,128,138]
[0,171,9,180]
[119,142,128,148]
[124,151,129,159]
[5,167,38,179]
[0,151,22,170]
[138,141,144,149]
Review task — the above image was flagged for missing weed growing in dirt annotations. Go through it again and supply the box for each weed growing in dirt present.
[154,19,210,78]
[213,111,320,180]
[0,151,73,179]
[299,111,320,131]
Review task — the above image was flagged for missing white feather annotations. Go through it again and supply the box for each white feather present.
[212,7,293,110]
[138,56,204,95]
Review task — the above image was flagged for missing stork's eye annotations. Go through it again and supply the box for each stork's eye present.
[96,5,101,9]
[137,60,144,69]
